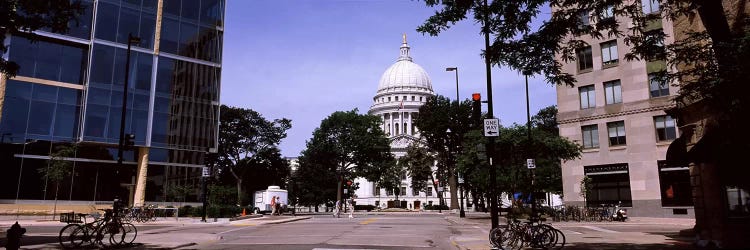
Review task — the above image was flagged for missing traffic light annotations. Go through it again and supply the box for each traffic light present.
[472,93,482,129]
[124,134,135,149]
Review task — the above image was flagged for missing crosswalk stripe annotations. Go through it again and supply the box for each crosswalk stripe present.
[580,225,618,233]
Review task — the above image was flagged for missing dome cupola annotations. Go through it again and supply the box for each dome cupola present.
[376,34,433,93]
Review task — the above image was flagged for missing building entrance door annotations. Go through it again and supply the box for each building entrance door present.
[414,200,420,210]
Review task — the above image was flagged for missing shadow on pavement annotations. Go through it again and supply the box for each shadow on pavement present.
[564,242,698,250]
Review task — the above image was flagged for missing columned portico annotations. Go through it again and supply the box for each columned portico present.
[355,34,449,208]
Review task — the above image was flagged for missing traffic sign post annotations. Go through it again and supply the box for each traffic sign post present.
[484,118,499,137]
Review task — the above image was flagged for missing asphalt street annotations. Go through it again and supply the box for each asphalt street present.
[1,213,696,249]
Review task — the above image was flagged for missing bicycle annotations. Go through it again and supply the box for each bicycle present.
[58,209,136,249]
[489,217,565,250]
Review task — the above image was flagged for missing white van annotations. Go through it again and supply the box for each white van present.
[253,185,288,214]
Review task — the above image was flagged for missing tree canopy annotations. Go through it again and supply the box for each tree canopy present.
[1,0,85,77]
[211,105,291,205]
[417,0,749,165]
[413,95,472,209]
[293,109,394,206]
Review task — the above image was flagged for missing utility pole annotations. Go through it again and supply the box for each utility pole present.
[524,71,536,219]
[483,0,499,229]
[117,33,140,166]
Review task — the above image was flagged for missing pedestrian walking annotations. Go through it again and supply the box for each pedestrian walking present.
[348,198,354,218]
[333,200,341,218]
[275,196,282,215]
[271,195,277,216]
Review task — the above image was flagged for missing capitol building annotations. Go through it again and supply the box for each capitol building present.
[352,35,453,210]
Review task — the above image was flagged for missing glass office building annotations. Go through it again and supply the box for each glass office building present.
[0,0,224,205]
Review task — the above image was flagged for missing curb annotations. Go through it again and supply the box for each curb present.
[261,216,311,225]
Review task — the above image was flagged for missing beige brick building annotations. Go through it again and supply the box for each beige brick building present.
[556,2,694,217]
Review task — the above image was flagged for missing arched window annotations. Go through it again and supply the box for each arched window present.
[395,123,400,135]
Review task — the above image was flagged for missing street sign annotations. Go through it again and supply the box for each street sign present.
[527,159,536,169]
[484,118,499,137]
[202,167,210,177]
[437,187,444,192]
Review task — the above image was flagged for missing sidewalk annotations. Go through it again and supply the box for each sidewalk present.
[445,213,697,250]
[0,215,310,249]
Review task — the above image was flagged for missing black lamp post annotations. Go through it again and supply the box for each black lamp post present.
[523,70,537,219]
[117,33,141,166]
[446,67,466,218]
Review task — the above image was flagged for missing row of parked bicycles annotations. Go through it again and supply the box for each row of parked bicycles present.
[548,203,628,222]
[58,208,137,249]
[121,205,159,223]
[57,203,160,249]
[489,217,565,250]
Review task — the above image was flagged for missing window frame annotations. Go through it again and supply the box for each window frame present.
[581,124,599,149]
[603,80,622,105]
[649,73,670,98]
[601,40,619,66]
[579,85,596,109]
[576,46,594,72]
[607,121,627,146]
[654,115,677,141]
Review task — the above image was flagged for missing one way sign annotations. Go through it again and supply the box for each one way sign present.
[484,118,499,137]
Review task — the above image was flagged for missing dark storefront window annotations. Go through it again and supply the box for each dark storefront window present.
[726,186,750,217]
[0,81,82,142]
[658,161,693,207]
[152,56,219,151]
[160,0,224,62]
[585,164,632,207]
[95,0,157,48]
[37,0,94,39]
[84,44,151,145]
[9,36,87,84]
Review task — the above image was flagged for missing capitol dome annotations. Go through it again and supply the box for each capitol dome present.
[376,35,433,93]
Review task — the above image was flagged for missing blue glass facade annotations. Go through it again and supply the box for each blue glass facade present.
[0,0,224,204]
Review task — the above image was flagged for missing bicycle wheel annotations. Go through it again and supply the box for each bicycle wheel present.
[488,227,502,247]
[553,228,566,249]
[122,223,138,244]
[59,224,85,249]
[99,223,126,246]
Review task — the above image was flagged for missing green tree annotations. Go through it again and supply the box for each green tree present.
[239,147,290,194]
[414,95,472,209]
[417,0,749,183]
[298,109,394,207]
[213,105,291,206]
[455,106,580,209]
[379,159,404,206]
[400,144,435,193]
[39,144,77,219]
[290,151,338,209]
[1,0,85,77]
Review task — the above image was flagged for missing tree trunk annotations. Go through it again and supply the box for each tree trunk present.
[449,172,459,209]
[52,182,59,221]
[236,179,243,206]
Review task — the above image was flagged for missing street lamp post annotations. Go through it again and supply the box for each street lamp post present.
[446,67,466,218]
[446,126,467,218]
[446,67,459,101]
[482,0,500,229]
[117,33,140,166]
[523,71,537,219]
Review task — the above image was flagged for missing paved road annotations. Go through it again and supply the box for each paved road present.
[181,214,464,250]
[2,213,696,249]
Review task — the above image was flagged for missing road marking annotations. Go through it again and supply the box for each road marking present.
[239,235,331,238]
[473,225,490,234]
[580,225,618,233]
[359,218,377,225]
[564,229,583,235]
[218,225,256,234]
[231,223,257,226]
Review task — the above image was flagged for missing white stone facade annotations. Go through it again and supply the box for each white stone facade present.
[352,35,451,210]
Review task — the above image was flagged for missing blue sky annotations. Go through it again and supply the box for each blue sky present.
[221,0,557,157]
